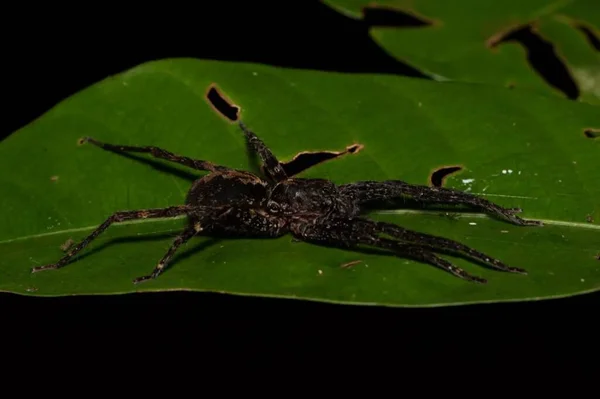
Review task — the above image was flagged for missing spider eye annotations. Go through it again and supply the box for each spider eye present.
[267,201,281,213]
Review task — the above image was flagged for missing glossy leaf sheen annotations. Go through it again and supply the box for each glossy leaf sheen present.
[1,59,599,306]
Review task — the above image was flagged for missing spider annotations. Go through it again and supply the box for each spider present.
[32,121,542,284]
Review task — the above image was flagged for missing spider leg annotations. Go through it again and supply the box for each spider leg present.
[83,137,230,173]
[31,205,194,274]
[373,220,526,274]
[291,218,487,283]
[339,180,542,226]
[376,239,488,283]
[133,226,198,284]
[238,121,288,182]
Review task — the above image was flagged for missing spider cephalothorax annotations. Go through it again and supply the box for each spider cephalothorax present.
[32,121,542,284]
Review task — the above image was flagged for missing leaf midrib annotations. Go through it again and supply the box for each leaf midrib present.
[2,210,597,247]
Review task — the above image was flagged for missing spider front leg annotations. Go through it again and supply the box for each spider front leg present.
[340,180,542,226]
[83,137,230,173]
[372,219,526,274]
[291,217,488,283]
[32,205,194,274]
[238,121,288,182]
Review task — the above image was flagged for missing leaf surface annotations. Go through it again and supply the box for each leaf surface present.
[1,59,598,306]
[325,0,600,104]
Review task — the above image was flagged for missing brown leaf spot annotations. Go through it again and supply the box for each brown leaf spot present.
[60,238,75,252]
[340,260,362,269]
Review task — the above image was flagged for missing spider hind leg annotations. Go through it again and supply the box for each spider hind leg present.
[374,220,527,274]
[339,180,543,226]
[291,216,526,283]
[377,239,488,284]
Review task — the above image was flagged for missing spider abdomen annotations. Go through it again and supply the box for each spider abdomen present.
[269,178,354,217]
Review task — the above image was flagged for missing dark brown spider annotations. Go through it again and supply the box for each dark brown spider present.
[32,122,543,284]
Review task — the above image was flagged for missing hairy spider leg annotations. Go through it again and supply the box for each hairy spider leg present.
[238,121,288,182]
[371,219,526,274]
[339,180,543,226]
[374,238,487,283]
[82,137,231,173]
[239,122,361,180]
[31,205,194,274]
[291,218,487,283]
[133,226,198,284]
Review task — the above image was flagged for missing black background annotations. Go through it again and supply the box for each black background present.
[3,1,597,365]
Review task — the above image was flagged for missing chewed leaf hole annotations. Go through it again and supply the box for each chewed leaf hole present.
[345,143,364,154]
[362,5,434,28]
[584,128,600,139]
[281,144,363,177]
[430,165,463,187]
[575,24,600,51]
[487,24,579,100]
[205,84,240,122]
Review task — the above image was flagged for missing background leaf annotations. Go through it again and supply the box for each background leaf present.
[324,0,600,104]
[1,59,598,306]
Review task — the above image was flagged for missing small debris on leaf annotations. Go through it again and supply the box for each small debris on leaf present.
[340,260,362,269]
[60,238,75,252]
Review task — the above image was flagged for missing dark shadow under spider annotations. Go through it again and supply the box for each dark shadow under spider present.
[32,121,543,284]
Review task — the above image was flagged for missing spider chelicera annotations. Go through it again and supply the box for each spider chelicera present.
[32,121,542,284]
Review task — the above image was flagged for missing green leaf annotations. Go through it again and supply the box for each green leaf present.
[1,59,599,306]
[324,0,600,104]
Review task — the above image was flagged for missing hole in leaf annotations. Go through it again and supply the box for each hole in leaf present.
[584,128,600,139]
[429,165,463,187]
[575,24,600,51]
[362,6,434,28]
[281,144,364,177]
[487,24,579,100]
[205,84,240,122]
